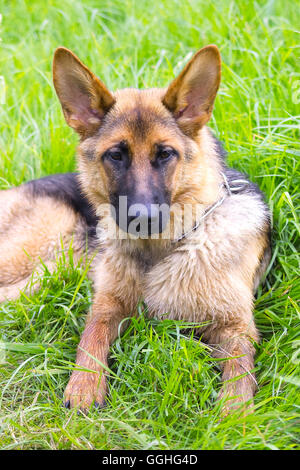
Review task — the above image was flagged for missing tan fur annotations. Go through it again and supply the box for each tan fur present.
[0,186,89,300]
[0,45,271,414]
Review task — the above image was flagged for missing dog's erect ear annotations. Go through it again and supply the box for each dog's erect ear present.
[53,47,115,137]
[162,45,221,137]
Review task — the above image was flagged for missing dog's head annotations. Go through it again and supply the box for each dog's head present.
[53,46,221,238]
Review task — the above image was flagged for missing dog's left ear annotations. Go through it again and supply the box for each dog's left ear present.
[163,45,221,137]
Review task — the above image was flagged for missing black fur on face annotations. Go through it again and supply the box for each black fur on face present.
[101,141,177,236]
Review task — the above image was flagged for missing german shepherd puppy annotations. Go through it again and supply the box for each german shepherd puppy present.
[0,45,271,414]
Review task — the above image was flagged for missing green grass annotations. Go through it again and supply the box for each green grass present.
[0,0,299,450]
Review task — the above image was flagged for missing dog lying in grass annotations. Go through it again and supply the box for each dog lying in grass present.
[0,45,271,414]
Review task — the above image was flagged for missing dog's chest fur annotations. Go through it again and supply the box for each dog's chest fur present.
[94,189,269,325]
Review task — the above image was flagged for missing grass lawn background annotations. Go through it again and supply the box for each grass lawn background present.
[0,0,299,450]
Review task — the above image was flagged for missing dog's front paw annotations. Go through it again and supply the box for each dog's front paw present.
[64,370,107,412]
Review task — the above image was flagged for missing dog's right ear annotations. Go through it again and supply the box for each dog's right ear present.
[53,47,115,137]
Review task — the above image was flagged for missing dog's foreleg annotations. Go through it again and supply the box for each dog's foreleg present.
[64,293,127,411]
[206,320,259,416]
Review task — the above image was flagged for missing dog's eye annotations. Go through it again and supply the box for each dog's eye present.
[102,142,130,167]
[159,150,171,160]
[156,147,176,162]
[109,151,123,161]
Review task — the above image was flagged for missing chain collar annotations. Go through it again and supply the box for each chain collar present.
[173,172,250,243]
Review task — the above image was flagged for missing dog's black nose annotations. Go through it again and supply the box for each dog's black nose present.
[128,203,159,223]
[127,203,160,236]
